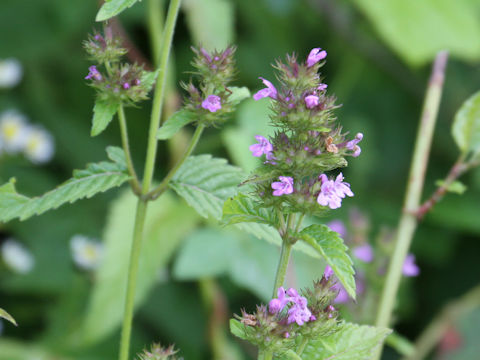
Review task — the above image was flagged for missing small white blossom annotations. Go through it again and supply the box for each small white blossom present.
[0,110,29,153]
[0,58,22,88]
[70,235,104,271]
[23,126,54,164]
[1,239,35,274]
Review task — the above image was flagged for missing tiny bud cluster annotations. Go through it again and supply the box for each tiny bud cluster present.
[136,344,181,360]
[247,48,364,216]
[83,30,156,105]
[182,46,239,127]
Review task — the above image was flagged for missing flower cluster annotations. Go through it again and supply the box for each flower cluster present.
[234,281,339,354]
[0,110,54,164]
[83,30,156,105]
[136,344,181,360]
[247,48,363,215]
[182,46,239,127]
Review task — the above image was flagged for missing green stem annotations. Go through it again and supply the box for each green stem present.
[118,199,148,360]
[146,124,205,200]
[117,1,181,360]
[147,0,164,66]
[373,51,448,359]
[258,350,273,360]
[297,337,308,355]
[117,104,141,194]
[272,214,297,297]
[404,284,480,360]
[142,0,181,193]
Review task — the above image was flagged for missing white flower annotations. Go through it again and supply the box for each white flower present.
[23,126,54,164]
[70,235,104,271]
[0,58,22,88]
[1,239,35,274]
[0,110,29,153]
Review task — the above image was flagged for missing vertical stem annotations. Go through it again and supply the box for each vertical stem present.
[374,51,448,358]
[272,214,297,296]
[118,200,148,360]
[142,0,182,192]
[118,1,181,360]
[117,104,141,194]
[147,0,164,66]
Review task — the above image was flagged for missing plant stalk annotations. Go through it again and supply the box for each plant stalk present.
[272,213,297,297]
[117,104,141,194]
[146,124,205,200]
[118,1,181,359]
[373,51,448,359]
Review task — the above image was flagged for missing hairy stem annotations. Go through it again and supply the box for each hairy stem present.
[117,104,141,194]
[373,51,449,359]
[272,213,297,297]
[404,284,480,360]
[118,1,181,359]
[147,124,205,200]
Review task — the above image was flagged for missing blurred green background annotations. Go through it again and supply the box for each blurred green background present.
[1,0,480,359]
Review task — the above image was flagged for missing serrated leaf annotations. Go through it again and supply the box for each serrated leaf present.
[0,308,17,326]
[80,190,198,345]
[169,155,244,219]
[229,319,248,340]
[228,87,250,105]
[435,179,467,195]
[91,99,118,137]
[222,193,278,227]
[452,91,480,156]
[183,0,234,50]
[352,0,480,66]
[96,0,139,22]
[157,110,197,140]
[140,69,159,93]
[302,322,391,360]
[0,146,129,222]
[300,224,356,299]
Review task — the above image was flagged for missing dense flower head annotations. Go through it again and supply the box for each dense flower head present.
[245,47,363,215]
[136,343,180,360]
[83,31,127,64]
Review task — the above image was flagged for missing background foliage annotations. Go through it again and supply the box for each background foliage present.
[1,0,480,359]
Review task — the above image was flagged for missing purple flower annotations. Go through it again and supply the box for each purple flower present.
[271,176,294,196]
[307,48,327,67]
[85,65,102,81]
[122,82,130,90]
[327,220,347,238]
[403,254,420,277]
[323,265,334,280]
[317,173,354,209]
[317,83,328,91]
[269,287,291,313]
[346,133,363,157]
[202,95,222,113]
[353,243,374,263]
[305,94,319,109]
[333,284,349,304]
[253,77,277,100]
[287,298,312,326]
[249,135,273,157]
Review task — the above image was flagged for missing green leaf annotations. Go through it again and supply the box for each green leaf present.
[222,193,278,227]
[352,0,480,66]
[81,190,198,345]
[169,155,244,219]
[228,86,251,105]
[183,0,234,50]
[0,339,67,360]
[452,91,480,156]
[302,323,391,360]
[0,307,17,326]
[91,99,118,137]
[157,110,197,140]
[300,224,356,299]
[140,69,160,93]
[435,179,467,195]
[0,147,129,222]
[96,0,139,22]
[229,319,248,340]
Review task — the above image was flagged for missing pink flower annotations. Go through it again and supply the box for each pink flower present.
[307,48,327,67]
[253,77,277,100]
[317,83,328,91]
[317,173,354,209]
[305,94,319,109]
[201,95,222,112]
[269,287,291,314]
[249,135,273,157]
[346,133,363,157]
[403,254,420,277]
[271,176,294,196]
[353,243,374,263]
[85,65,102,81]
